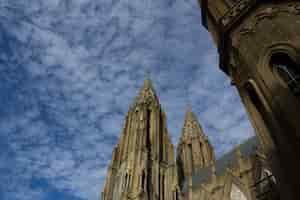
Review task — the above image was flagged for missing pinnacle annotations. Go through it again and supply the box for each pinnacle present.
[143,78,153,90]
[184,106,198,124]
[134,78,159,106]
[182,106,205,139]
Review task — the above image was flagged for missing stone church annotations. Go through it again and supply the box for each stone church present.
[101,79,278,200]
[102,0,300,199]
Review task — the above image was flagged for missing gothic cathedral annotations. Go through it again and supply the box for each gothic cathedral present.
[102,0,300,199]
[101,79,278,200]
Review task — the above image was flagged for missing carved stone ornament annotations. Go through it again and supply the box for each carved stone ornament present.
[221,0,254,28]
[133,79,159,108]
[233,3,300,45]
[139,88,155,105]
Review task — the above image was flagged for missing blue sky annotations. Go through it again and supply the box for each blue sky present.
[0,0,254,199]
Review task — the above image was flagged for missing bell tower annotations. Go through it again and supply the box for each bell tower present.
[198,0,300,198]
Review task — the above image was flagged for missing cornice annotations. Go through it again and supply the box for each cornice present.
[220,1,300,74]
[232,3,300,46]
[219,0,260,74]
[220,0,258,32]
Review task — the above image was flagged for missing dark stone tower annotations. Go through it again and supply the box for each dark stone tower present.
[198,0,300,199]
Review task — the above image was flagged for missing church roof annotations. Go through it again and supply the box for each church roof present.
[182,136,260,192]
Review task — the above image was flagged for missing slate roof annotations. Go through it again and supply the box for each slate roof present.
[182,136,259,192]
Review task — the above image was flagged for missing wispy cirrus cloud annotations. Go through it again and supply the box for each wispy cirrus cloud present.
[0,0,254,199]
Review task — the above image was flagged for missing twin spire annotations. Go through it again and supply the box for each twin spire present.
[135,78,210,142]
[102,78,215,199]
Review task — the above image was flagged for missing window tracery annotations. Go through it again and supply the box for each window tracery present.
[271,52,300,98]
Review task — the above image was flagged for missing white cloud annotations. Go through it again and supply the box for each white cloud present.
[0,0,254,199]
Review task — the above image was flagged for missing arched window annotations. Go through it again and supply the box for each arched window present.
[199,142,205,166]
[187,143,193,171]
[230,184,247,200]
[141,171,146,190]
[123,173,128,189]
[146,109,151,151]
[161,174,165,200]
[270,52,300,97]
[128,173,131,189]
[173,188,179,200]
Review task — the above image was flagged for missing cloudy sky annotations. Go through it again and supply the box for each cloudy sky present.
[0,0,254,199]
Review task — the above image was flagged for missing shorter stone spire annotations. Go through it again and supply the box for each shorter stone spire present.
[176,106,215,188]
[181,106,205,140]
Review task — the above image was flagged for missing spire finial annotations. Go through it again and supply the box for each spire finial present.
[185,104,195,121]
[145,68,151,80]
[143,68,152,88]
[186,104,192,113]
[132,69,158,106]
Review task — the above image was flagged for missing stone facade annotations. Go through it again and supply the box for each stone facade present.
[101,79,279,200]
[198,0,300,199]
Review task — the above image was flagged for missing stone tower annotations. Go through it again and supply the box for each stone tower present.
[198,0,300,199]
[101,79,179,200]
[176,107,215,189]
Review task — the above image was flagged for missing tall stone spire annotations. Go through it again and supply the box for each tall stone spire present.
[101,79,179,200]
[176,107,215,187]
